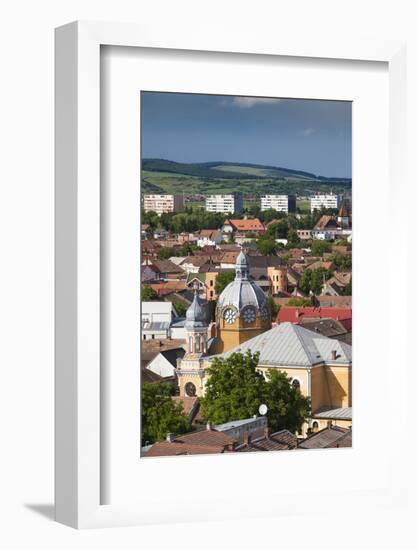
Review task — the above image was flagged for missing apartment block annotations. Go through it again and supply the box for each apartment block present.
[143,194,184,215]
[310,194,341,212]
[205,193,243,214]
[261,194,296,213]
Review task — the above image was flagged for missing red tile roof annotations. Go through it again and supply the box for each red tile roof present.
[277,306,352,331]
[144,428,235,457]
[225,218,265,232]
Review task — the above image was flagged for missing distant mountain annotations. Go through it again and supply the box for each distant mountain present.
[141,158,351,185]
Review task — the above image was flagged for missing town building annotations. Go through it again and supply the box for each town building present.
[261,194,296,213]
[298,425,352,448]
[276,306,352,332]
[205,193,243,214]
[196,229,222,248]
[143,423,236,457]
[221,218,265,240]
[143,194,184,215]
[310,193,341,212]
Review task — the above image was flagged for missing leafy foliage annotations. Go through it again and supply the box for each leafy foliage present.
[256,237,278,256]
[299,267,333,295]
[141,284,157,301]
[214,271,235,295]
[200,351,310,434]
[141,382,191,445]
[287,297,311,307]
[310,240,332,256]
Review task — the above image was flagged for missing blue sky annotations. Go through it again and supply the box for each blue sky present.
[141,92,352,178]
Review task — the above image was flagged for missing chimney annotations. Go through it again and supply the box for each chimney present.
[228,440,237,451]
[295,309,299,318]
[331,349,337,360]
[264,427,270,439]
[243,432,251,446]
[206,421,213,431]
[166,433,173,443]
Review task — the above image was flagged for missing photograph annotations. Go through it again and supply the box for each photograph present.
[140,91,352,457]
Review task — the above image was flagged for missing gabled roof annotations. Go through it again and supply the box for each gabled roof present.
[236,429,297,452]
[144,428,234,457]
[210,322,352,367]
[298,426,351,449]
[313,215,340,231]
[198,229,220,239]
[224,218,265,232]
[151,259,184,273]
[277,307,352,331]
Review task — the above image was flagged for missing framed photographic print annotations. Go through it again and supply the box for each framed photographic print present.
[55,21,408,529]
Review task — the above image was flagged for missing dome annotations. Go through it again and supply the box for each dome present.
[217,251,267,311]
[185,291,209,329]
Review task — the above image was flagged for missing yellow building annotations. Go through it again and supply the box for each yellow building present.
[176,251,352,435]
[212,251,271,353]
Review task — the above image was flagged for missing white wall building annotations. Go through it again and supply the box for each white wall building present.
[197,229,222,248]
[143,194,184,215]
[205,193,243,214]
[310,194,341,212]
[261,194,296,213]
[141,301,174,324]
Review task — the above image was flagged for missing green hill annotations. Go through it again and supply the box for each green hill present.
[141,159,351,197]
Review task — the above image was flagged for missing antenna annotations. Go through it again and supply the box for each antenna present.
[258,404,268,416]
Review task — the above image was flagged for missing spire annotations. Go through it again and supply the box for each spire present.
[235,247,249,280]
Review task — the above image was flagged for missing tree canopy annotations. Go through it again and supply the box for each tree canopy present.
[200,351,310,434]
[141,284,157,301]
[256,237,278,256]
[215,271,235,295]
[298,267,333,295]
[141,382,191,445]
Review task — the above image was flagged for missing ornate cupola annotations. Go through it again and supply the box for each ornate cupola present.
[213,250,271,354]
[176,287,210,398]
[185,289,209,354]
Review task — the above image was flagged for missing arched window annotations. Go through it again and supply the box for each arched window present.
[292,378,301,391]
[312,421,319,433]
[195,335,201,352]
[185,382,196,397]
[188,336,193,353]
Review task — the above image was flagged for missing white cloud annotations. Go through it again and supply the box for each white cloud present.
[302,127,316,136]
[229,97,283,108]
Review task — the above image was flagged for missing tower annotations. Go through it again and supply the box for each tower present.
[176,288,210,397]
[213,251,271,354]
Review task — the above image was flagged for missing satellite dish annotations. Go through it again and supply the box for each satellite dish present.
[258,404,268,416]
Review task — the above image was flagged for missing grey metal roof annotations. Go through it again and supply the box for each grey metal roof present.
[313,406,352,420]
[209,322,352,368]
[142,321,170,332]
[217,278,267,311]
[215,416,262,431]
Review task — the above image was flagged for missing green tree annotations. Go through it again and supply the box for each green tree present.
[141,382,191,445]
[299,267,332,295]
[267,219,289,239]
[215,271,235,295]
[287,228,301,247]
[330,252,352,270]
[141,284,157,301]
[200,352,311,434]
[287,297,311,307]
[157,246,177,260]
[200,351,266,425]
[268,295,279,318]
[310,240,332,257]
[172,299,187,317]
[256,237,277,256]
[264,369,310,433]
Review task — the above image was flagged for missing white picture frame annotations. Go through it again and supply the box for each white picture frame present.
[55,21,407,529]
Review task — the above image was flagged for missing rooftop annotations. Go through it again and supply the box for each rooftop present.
[298,426,352,449]
[209,322,352,367]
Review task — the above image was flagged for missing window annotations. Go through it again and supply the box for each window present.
[312,421,319,433]
[210,280,214,286]
[292,378,301,391]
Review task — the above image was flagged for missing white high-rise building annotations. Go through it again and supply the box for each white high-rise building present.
[205,193,243,214]
[261,194,296,213]
[310,193,341,212]
[143,194,184,215]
